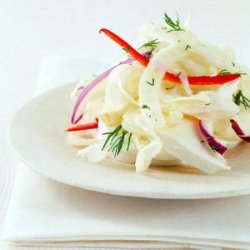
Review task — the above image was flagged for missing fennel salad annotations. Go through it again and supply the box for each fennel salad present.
[66,13,250,174]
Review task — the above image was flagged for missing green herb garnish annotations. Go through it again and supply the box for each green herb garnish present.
[218,69,231,75]
[205,102,211,106]
[102,125,132,157]
[122,47,131,57]
[209,143,219,153]
[147,78,155,86]
[218,69,247,76]
[236,71,247,76]
[139,39,159,51]
[144,53,152,60]
[176,72,182,77]
[185,44,191,51]
[142,104,150,109]
[163,13,185,33]
[233,90,250,110]
[122,47,130,53]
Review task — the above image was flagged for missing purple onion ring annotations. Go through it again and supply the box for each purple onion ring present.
[230,119,250,142]
[199,120,228,154]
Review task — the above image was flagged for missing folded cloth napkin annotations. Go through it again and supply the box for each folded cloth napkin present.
[2,57,250,250]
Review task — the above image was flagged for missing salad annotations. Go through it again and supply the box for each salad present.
[66,13,250,174]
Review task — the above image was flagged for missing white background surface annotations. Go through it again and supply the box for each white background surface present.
[1,0,250,249]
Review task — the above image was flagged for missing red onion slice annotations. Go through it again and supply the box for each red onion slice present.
[199,120,228,155]
[230,119,250,142]
[71,51,151,124]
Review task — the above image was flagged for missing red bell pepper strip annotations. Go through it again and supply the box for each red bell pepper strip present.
[66,121,98,132]
[99,28,241,85]
[164,73,240,85]
[99,28,148,67]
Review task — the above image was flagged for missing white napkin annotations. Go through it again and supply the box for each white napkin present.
[2,58,250,250]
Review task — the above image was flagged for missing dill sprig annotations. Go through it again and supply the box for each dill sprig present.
[237,71,247,76]
[185,44,191,51]
[218,69,231,75]
[139,39,159,51]
[209,143,220,153]
[142,104,150,109]
[146,78,155,86]
[122,47,131,57]
[218,69,247,76]
[102,125,133,157]
[127,133,132,151]
[176,72,182,77]
[163,13,185,33]
[233,90,250,110]
[145,53,152,60]
[122,47,130,53]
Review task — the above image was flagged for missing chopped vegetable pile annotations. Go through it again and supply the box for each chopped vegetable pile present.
[67,13,250,174]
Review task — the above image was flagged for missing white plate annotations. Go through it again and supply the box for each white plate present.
[9,82,250,199]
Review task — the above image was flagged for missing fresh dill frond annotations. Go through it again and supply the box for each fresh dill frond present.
[139,39,159,51]
[127,133,132,151]
[218,69,231,75]
[209,143,219,153]
[185,44,191,51]
[218,69,247,76]
[236,71,247,76]
[141,104,150,109]
[176,72,182,77]
[102,125,133,157]
[233,90,250,110]
[145,53,152,60]
[146,78,155,86]
[163,13,185,33]
[122,47,131,57]
[122,47,130,53]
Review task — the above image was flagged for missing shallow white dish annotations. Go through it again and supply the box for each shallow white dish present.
[9,81,250,199]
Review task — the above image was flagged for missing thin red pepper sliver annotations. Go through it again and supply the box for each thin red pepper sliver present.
[99,28,148,67]
[164,73,241,85]
[100,28,241,85]
[66,122,98,132]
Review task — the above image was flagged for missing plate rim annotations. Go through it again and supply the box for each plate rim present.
[8,82,250,200]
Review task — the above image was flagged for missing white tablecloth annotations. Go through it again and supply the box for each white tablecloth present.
[1,1,250,249]
[1,58,250,249]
